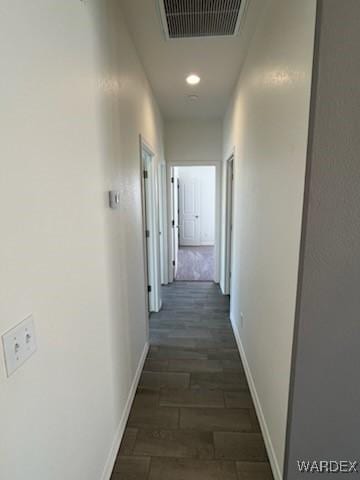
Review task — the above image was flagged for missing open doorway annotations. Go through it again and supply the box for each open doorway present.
[171,166,216,281]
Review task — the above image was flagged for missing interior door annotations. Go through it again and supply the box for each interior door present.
[179,176,200,246]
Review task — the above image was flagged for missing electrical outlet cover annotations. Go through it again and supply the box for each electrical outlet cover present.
[2,315,37,377]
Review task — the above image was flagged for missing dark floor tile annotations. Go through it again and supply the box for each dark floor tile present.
[151,337,198,348]
[148,457,238,480]
[128,404,179,429]
[180,407,253,432]
[143,358,169,372]
[205,310,230,315]
[134,429,214,459]
[151,327,174,335]
[208,327,234,336]
[249,408,261,433]
[133,388,160,407]
[191,372,248,391]
[195,337,237,349]
[112,283,271,479]
[149,347,208,360]
[150,320,188,329]
[139,371,190,390]
[119,428,138,455]
[206,350,240,361]
[221,359,245,372]
[168,328,212,339]
[224,391,253,409]
[168,359,222,373]
[111,456,150,480]
[214,432,267,461]
[236,461,274,480]
[160,388,224,408]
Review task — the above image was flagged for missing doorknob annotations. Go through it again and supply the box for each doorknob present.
[195,215,199,218]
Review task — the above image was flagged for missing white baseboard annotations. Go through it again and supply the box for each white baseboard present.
[219,279,227,296]
[230,317,282,480]
[101,341,149,480]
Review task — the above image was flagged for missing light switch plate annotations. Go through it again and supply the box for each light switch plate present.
[109,190,120,209]
[2,315,37,377]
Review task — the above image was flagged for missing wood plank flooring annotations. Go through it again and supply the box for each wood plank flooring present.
[111,282,273,480]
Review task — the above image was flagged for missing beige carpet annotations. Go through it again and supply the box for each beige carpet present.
[175,246,214,281]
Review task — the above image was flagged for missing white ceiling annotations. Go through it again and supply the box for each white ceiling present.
[121,0,263,121]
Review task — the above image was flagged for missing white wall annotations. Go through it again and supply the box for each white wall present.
[0,1,164,479]
[165,119,222,163]
[178,166,216,246]
[286,1,360,475]
[222,0,316,477]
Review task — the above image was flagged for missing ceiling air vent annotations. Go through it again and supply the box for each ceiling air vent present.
[158,0,248,39]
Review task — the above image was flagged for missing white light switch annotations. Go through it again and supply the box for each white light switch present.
[2,315,37,377]
[109,190,120,209]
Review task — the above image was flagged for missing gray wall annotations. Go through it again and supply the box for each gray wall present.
[285,1,360,477]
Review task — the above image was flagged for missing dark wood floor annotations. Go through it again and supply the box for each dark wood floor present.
[111,282,273,480]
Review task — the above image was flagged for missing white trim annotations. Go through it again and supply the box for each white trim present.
[230,317,282,480]
[159,163,169,285]
[170,166,180,280]
[140,135,156,159]
[101,342,149,480]
[140,136,162,313]
[223,154,234,295]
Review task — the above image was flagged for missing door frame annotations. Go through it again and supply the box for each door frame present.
[169,167,180,279]
[139,135,162,312]
[158,163,169,285]
[167,160,221,284]
[224,154,235,295]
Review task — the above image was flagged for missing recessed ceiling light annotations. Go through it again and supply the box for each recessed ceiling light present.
[186,74,200,85]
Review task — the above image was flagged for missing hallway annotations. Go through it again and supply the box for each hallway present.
[111,282,273,480]
[3,1,358,478]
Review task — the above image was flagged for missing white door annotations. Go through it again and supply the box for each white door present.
[179,177,201,246]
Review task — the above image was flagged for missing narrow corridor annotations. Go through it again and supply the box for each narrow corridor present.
[111,282,273,479]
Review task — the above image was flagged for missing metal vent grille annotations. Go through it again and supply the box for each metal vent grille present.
[159,0,246,39]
